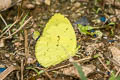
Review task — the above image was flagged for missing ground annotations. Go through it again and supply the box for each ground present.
[0,0,120,80]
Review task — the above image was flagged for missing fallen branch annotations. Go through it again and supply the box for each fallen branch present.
[0,65,20,80]
[3,16,32,40]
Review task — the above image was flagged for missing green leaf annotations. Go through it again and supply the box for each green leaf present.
[73,62,88,80]
[26,67,44,75]
[32,31,40,40]
[93,54,100,58]
[109,72,120,80]
[106,60,110,65]
[19,13,29,26]
[35,13,77,67]
[109,72,116,80]
[116,75,120,80]
[108,22,115,26]
[38,70,45,75]
[77,24,94,35]
[1,24,12,33]
[94,30,103,38]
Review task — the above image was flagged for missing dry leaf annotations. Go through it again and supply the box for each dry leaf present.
[109,46,120,64]
[61,64,96,77]
[45,0,50,5]
[0,0,11,11]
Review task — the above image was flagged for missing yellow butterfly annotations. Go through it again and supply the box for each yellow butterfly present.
[35,13,77,67]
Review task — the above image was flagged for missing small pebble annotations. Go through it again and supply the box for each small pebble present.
[45,0,50,5]
[42,15,48,20]
[55,9,59,13]
[35,0,43,5]
[13,63,17,66]
[25,3,35,9]
[70,0,76,3]
[103,36,108,39]
[0,39,4,47]
[71,13,78,19]
[71,2,81,11]
[110,16,117,22]
[0,65,5,68]
[74,2,81,8]
[23,1,35,9]
[27,57,34,64]
[5,53,10,57]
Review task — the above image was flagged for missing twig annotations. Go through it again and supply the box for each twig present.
[113,0,116,15]
[0,65,20,80]
[0,12,23,39]
[47,56,91,71]
[21,59,24,80]
[24,29,29,59]
[16,71,20,80]
[108,58,120,68]
[35,57,91,72]
[115,68,120,77]
[0,13,11,38]
[44,69,54,80]
[115,35,120,40]
[103,14,120,25]
[98,57,111,72]
[2,16,32,40]
[0,19,19,38]
[31,56,92,79]
[0,14,7,26]
[13,48,24,54]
